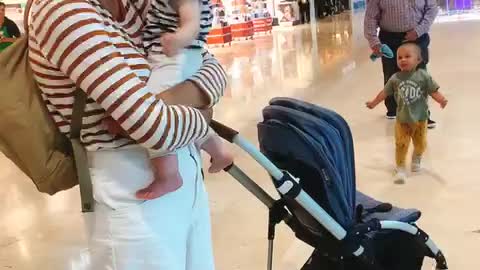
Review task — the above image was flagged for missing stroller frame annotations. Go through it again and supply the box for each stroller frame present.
[210,120,448,270]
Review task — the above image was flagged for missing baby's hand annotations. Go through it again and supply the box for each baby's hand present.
[366,101,376,109]
[160,33,181,57]
[440,99,448,109]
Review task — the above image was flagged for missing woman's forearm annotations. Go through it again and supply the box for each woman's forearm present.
[157,80,211,108]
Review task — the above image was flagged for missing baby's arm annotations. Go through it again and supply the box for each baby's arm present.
[430,90,448,109]
[161,0,201,56]
[366,89,388,109]
[177,0,201,46]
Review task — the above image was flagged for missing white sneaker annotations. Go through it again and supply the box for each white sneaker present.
[394,168,407,184]
[411,155,422,172]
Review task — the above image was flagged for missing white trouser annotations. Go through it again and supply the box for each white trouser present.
[85,145,215,270]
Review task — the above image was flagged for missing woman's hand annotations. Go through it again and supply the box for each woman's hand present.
[103,117,128,137]
[199,107,213,124]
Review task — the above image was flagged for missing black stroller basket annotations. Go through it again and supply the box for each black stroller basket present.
[210,98,448,270]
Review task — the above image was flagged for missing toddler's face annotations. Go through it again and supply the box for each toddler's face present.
[396,45,421,72]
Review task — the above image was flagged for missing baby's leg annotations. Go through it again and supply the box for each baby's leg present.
[136,154,183,200]
[136,53,184,200]
[179,50,233,173]
[199,132,233,173]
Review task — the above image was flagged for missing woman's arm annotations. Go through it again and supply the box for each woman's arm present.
[31,0,209,152]
[158,81,210,107]
[186,52,227,108]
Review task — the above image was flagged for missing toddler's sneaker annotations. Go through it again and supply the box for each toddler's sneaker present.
[386,111,396,120]
[394,168,407,184]
[411,155,422,172]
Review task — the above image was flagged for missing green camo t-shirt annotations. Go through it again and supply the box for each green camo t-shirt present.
[385,69,440,123]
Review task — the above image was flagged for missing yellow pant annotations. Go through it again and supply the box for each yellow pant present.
[395,121,427,168]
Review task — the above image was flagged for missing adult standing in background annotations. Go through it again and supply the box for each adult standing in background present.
[0,2,21,53]
[27,0,226,269]
[298,0,310,24]
[364,0,439,128]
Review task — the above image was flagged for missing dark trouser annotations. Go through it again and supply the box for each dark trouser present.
[379,30,431,115]
[299,2,310,23]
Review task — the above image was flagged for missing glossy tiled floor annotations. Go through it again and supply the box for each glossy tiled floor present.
[2,11,480,270]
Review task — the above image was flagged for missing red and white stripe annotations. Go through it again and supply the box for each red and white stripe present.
[28,0,226,152]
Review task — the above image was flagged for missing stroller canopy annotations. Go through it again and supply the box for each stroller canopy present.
[258,98,356,228]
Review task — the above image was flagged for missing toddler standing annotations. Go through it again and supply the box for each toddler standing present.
[366,42,448,184]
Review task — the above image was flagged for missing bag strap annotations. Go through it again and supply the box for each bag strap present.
[70,90,95,213]
[24,1,94,212]
[70,90,87,139]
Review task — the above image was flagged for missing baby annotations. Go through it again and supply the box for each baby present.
[366,42,448,184]
[105,0,233,199]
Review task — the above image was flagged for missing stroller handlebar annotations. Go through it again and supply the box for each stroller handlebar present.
[212,120,448,270]
[210,120,239,143]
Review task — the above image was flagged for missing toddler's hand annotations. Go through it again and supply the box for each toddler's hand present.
[366,101,375,109]
[440,99,448,109]
[160,33,181,57]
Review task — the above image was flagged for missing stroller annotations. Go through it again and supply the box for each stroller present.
[210,97,448,270]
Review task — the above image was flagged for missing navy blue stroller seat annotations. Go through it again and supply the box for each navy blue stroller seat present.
[259,98,421,223]
[209,97,447,270]
[258,98,426,269]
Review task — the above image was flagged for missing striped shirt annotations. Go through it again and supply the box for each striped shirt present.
[143,0,213,53]
[364,0,439,47]
[28,0,226,152]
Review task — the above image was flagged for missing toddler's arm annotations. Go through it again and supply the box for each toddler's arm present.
[366,89,387,109]
[430,91,448,109]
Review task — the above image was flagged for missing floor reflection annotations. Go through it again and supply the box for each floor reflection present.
[211,13,355,103]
